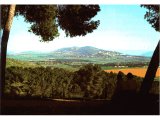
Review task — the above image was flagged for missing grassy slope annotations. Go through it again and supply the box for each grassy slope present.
[6,58,39,68]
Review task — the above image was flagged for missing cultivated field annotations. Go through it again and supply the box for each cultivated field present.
[105,68,160,78]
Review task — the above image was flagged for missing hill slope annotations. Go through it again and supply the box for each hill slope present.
[6,58,39,67]
[53,46,121,58]
[8,46,151,64]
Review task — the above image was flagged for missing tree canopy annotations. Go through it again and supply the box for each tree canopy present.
[141,5,160,32]
[1,5,100,41]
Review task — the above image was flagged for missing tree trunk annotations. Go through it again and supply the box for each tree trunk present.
[0,5,16,98]
[140,40,159,95]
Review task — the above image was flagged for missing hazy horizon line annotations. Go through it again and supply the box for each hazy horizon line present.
[7,45,153,57]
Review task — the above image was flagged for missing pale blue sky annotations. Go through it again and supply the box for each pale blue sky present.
[7,5,160,54]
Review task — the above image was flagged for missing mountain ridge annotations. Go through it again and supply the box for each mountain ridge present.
[52,46,122,58]
[7,46,151,63]
[8,46,152,57]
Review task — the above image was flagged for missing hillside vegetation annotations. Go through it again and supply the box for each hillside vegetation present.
[5,64,159,100]
[6,58,39,67]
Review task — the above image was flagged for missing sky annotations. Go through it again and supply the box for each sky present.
[6,5,160,55]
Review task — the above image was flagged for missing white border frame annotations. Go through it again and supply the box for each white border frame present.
[0,0,160,4]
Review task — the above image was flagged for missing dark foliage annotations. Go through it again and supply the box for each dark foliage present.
[5,64,158,100]
[0,5,9,30]
[1,5,100,41]
[15,5,59,41]
[141,5,160,32]
[57,5,100,37]
[2,64,159,115]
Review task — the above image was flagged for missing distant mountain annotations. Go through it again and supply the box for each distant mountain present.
[13,51,45,55]
[118,50,153,57]
[55,46,100,55]
[53,46,121,58]
[8,46,151,64]
[7,51,49,61]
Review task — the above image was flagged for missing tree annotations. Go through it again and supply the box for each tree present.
[0,5,100,97]
[1,5,16,97]
[73,64,104,98]
[140,5,159,95]
[141,5,159,32]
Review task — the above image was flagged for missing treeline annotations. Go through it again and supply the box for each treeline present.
[5,64,158,99]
